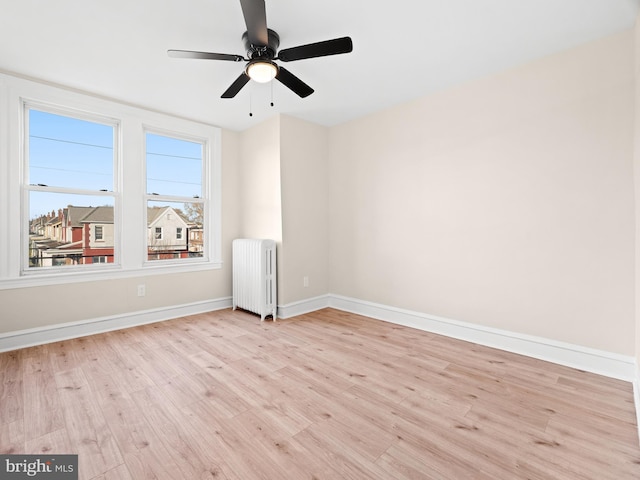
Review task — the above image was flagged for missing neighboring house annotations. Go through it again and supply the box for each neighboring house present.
[31,219,44,237]
[80,206,116,264]
[29,239,67,267]
[29,210,68,267]
[62,206,94,244]
[45,210,62,241]
[37,241,83,267]
[147,206,190,260]
[29,204,195,266]
[188,227,204,257]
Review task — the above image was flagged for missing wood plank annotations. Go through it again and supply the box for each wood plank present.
[0,419,24,454]
[90,463,133,480]
[377,440,495,480]
[131,386,231,479]
[24,428,73,455]
[54,368,123,479]
[0,350,23,425]
[22,368,65,441]
[91,373,185,479]
[49,340,82,372]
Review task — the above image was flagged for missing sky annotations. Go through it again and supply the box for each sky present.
[28,109,202,219]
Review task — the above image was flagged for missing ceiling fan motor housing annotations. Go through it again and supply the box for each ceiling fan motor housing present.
[243,28,280,59]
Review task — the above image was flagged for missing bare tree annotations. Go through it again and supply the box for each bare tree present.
[183,203,203,224]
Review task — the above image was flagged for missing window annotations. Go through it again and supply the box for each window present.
[145,132,205,262]
[25,107,116,270]
[0,71,221,288]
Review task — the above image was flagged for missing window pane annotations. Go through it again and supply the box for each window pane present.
[147,200,204,261]
[28,191,115,268]
[146,133,202,197]
[29,109,114,190]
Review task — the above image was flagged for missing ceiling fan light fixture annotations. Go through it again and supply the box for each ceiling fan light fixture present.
[246,59,278,83]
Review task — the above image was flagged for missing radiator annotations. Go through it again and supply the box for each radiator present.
[232,238,277,321]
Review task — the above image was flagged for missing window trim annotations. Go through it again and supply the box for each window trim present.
[0,71,222,290]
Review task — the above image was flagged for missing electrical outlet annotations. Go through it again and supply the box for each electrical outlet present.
[137,284,146,297]
[303,276,309,288]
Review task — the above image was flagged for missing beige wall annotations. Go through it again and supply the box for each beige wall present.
[236,116,283,300]
[328,30,636,355]
[0,270,228,330]
[238,116,283,242]
[235,114,330,306]
[0,128,241,334]
[279,115,330,304]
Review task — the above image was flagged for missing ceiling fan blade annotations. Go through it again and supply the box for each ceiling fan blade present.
[168,50,244,62]
[278,37,353,62]
[239,0,269,46]
[221,73,251,98]
[276,67,314,98]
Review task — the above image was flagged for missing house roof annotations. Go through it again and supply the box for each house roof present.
[77,205,191,226]
[57,240,83,250]
[65,206,95,227]
[80,206,115,224]
[33,239,66,249]
[147,207,165,225]
[147,206,190,228]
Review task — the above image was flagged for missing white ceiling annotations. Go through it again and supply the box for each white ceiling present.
[0,0,638,132]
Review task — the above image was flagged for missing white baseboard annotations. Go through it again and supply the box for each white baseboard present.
[0,296,232,353]
[278,295,331,319]
[327,294,636,382]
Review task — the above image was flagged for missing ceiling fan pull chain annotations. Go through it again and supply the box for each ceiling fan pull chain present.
[270,81,274,107]
[249,93,253,117]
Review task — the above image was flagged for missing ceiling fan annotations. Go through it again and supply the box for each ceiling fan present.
[168,0,353,99]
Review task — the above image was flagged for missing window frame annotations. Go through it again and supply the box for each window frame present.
[22,102,120,274]
[143,127,209,266]
[0,72,222,290]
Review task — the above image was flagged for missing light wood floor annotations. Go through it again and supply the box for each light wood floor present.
[1,308,639,479]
